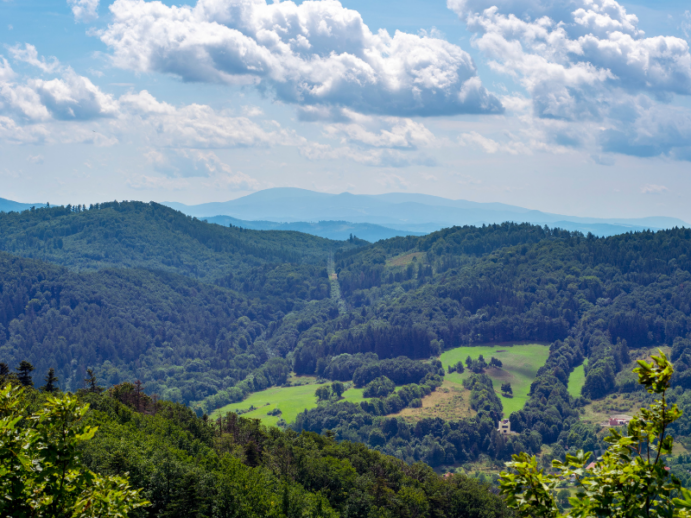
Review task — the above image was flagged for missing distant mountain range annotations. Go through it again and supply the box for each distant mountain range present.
[202,216,426,242]
[0,198,45,213]
[2,191,686,242]
[165,188,689,241]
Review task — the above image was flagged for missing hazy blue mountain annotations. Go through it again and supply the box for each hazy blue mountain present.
[165,188,688,237]
[0,198,45,213]
[203,216,426,242]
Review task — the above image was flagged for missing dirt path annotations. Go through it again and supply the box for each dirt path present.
[327,252,346,314]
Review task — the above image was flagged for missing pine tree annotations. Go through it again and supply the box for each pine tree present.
[17,361,34,387]
[84,368,103,393]
[41,368,59,393]
[134,380,144,411]
[0,362,9,377]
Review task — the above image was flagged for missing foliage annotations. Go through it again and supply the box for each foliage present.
[79,386,511,517]
[362,376,396,398]
[500,351,691,517]
[0,384,148,517]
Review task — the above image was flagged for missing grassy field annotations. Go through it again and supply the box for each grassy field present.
[386,252,425,267]
[440,343,550,416]
[568,359,588,398]
[392,380,474,423]
[210,380,370,426]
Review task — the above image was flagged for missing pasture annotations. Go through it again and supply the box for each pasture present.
[440,343,550,416]
[568,359,588,398]
[210,381,368,426]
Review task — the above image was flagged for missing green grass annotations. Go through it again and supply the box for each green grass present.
[210,383,371,426]
[568,359,588,398]
[210,382,330,426]
[440,343,550,416]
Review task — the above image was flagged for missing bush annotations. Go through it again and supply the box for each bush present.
[363,376,396,398]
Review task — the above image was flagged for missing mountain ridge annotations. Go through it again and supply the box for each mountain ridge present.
[164,187,688,237]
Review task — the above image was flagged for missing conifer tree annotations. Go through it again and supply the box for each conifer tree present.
[41,368,59,393]
[0,362,8,377]
[17,361,34,387]
[84,368,103,393]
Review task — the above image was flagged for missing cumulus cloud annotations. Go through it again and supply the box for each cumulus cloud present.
[448,0,691,160]
[99,0,503,117]
[8,44,61,73]
[322,113,436,149]
[0,55,117,122]
[0,48,295,153]
[119,90,294,148]
[68,0,100,23]
[458,131,500,153]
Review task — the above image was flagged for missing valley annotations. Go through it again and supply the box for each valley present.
[3,202,691,516]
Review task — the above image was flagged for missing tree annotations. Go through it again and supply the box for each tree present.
[84,368,103,393]
[17,361,34,387]
[500,350,691,517]
[134,380,144,412]
[41,368,59,393]
[331,381,345,398]
[315,386,331,401]
[0,384,149,517]
[490,357,503,368]
[0,363,8,377]
[501,382,512,395]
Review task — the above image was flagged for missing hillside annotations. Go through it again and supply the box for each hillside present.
[4,207,691,475]
[0,251,336,405]
[203,215,426,242]
[3,385,511,518]
[0,202,348,279]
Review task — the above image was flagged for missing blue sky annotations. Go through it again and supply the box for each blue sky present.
[1,0,691,222]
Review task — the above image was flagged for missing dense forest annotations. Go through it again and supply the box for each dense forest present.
[0,377,511,518]
[3,203,691,478]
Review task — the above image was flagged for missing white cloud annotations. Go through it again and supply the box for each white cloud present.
[323,116,436,149]
[68,0,100,23]
[458,131,500,153]
[0,55,117,122]
[120,90,293,148]
[641,184,668,194]
[99,0,503,117]
[141,148,261,190]
[8,44,61,73]
[33,69,118,120]
[683,11,691,42]
[26,154,45,164]
[449,0,691,160]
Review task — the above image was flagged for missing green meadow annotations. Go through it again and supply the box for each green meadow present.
[568,359,588,398]
[440,343,550,416]
[210,382,370,426]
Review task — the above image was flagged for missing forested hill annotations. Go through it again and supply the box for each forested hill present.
[0,201,349,279]
[4,209,691,475]
[289,223,691,373]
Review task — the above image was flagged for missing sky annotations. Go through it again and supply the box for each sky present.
[1,0,691,221]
